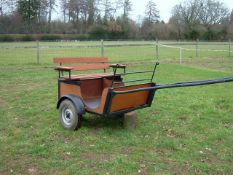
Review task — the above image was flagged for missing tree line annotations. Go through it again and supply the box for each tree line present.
[0,0,233,40]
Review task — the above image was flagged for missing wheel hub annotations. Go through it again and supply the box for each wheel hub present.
[62,108,73,126]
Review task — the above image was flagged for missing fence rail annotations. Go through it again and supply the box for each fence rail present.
[0,40,232,65]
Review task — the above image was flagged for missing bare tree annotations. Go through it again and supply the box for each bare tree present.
[47,0,56,32]
[230,9,233,24]
[87,0,98,26]
[100,0,115,21]
[0,0,17,16]
[0,0,4,16]
[38,0,49,23]
[120,0,132,18]
[198,0,229,28]
[170,0,205,39]
[60,0,67,23]
[145,0,159,23]
[68,0,83,23]
[65,0,99,33]
[169,15,184,39]
[171,0,202,30]
[170,0,230,39]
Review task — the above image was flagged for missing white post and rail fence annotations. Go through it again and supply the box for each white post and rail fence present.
[0,39,232,64]
[24,39,233,64]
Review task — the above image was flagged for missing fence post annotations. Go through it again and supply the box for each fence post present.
[196,39,199,58]
[229,39,231,57]
[101,39,104,57]
[156,38,159,60]
[36,40,40,64]
[179,47,182,64]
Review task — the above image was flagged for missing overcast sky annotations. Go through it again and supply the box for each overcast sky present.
[130,0,233,22]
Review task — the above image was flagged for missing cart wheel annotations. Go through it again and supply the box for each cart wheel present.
[59,99,82,130]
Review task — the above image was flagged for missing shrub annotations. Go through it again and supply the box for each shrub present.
[40,34,62,41]
[63,34,89,41]
[88,25,107,39]
[73,34,89,41]
[21,35,34,41]
[0,35,14,42]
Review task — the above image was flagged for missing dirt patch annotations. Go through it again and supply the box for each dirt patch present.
[28,167,40,175]
[213,139,224,145]
[167,161,191,175]
[0,172,8,175]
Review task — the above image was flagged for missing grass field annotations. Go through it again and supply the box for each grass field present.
[0,41,233,174]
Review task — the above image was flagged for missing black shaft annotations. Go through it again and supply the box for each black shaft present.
[155,77,233,90]
[112,77,233,94]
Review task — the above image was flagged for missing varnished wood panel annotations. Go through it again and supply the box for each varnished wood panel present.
[54,57,108,64]
[103,78,124,88]
[62,73,120,80]
[60,82,82,98]
[80,79,103,100]
[110,83,153,112]
[84,88,109,114]
[71,63,110,71]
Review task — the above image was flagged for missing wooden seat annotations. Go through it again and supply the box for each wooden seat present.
[54,57,110,79]
[61,72,116,80]
[53,57,126,80]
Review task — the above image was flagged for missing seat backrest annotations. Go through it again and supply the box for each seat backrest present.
[53,57,110,71]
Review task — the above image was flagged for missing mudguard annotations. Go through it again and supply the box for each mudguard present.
[57,94,85,115]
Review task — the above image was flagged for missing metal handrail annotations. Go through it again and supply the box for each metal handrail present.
[111,62,160,87]
[114,79,151,84]
[121,70,154,75]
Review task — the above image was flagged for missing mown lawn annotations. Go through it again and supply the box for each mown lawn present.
[0,42,233,174]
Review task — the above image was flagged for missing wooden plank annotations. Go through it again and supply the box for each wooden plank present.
[80,79,103,100]
[61,73,122,81]
[54,66,73,71]
[110,83,153,112]
[72,63,110,71]
[53,57,108,64]
[60,82,82,98]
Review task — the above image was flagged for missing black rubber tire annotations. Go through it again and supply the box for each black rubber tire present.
[59,99,82,130]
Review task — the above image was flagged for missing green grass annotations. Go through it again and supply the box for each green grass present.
[0,41,233,174]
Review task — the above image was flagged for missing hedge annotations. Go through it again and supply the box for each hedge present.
[0,34,89,42]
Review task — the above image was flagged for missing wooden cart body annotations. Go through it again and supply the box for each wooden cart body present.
[53,57,233,130]
[54,57,157,116]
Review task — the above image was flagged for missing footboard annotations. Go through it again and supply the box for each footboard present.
[104,83,156,115]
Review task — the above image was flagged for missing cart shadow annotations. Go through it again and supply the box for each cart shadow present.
[81,114,124,130]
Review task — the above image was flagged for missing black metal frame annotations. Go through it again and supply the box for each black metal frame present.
[111,62,159,86]
[57,69,71,79]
